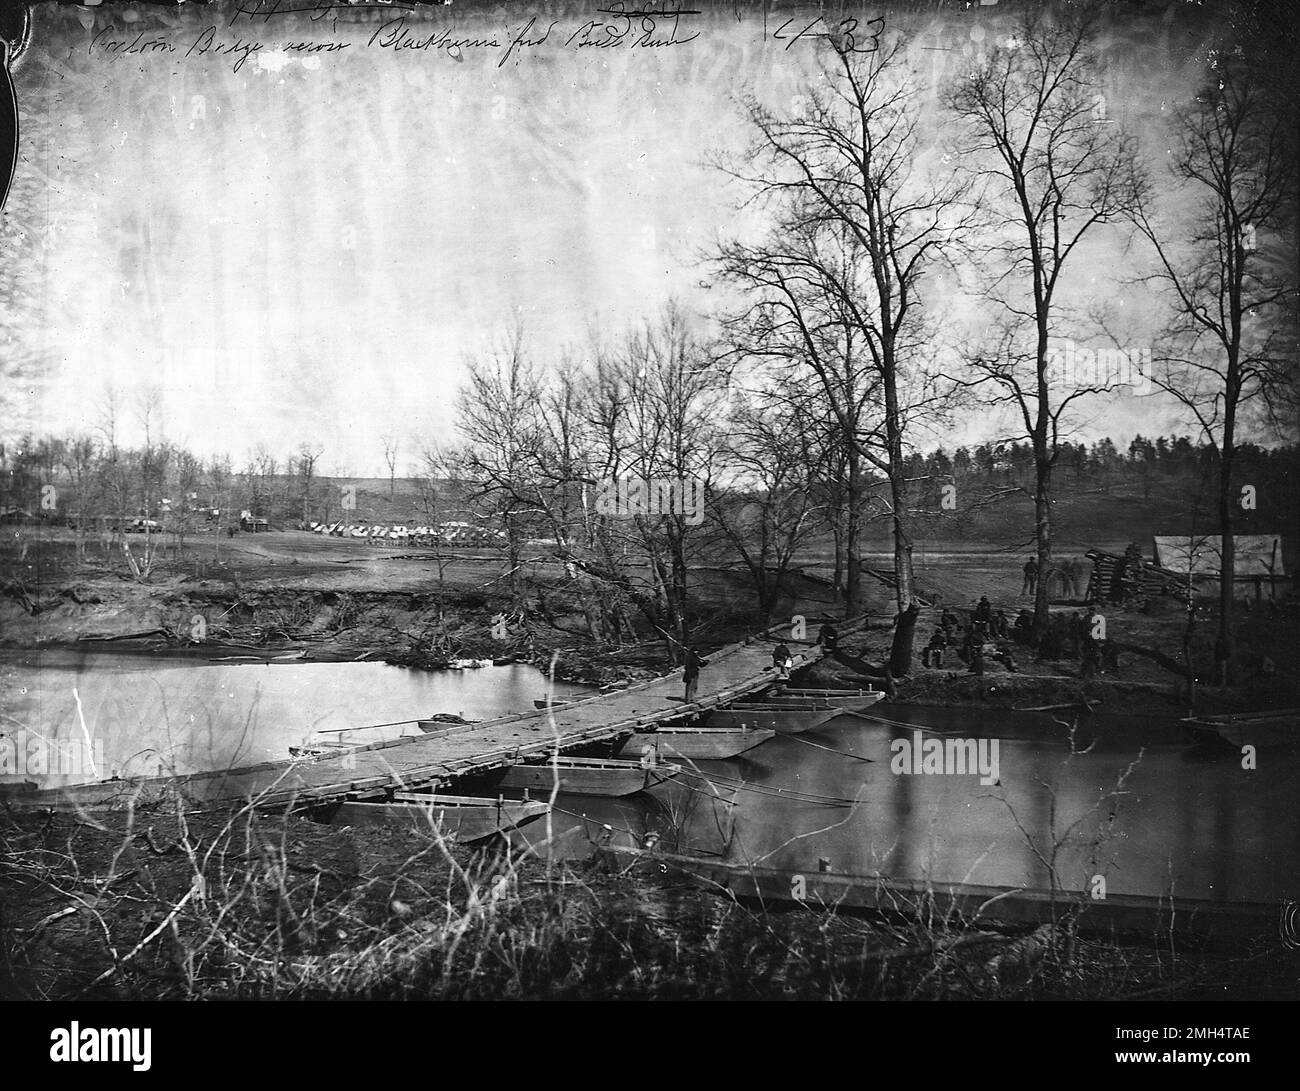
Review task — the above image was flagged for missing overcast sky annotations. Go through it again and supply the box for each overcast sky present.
[0,0,1236,476]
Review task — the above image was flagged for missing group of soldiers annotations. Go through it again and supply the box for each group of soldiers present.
[920,596,1021,675]
[921,595,1119,679]
[1021,555,1090,600]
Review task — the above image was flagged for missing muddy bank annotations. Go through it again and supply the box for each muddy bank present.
[0,579,686,687]
[4,575,1292,714]
[796,658,1255,718]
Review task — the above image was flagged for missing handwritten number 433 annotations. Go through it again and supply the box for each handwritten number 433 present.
[773,15,884,54]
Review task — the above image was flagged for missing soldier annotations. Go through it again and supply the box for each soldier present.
[1080,610,1099,678]
[1022,556,1038,595]
[923,628,948,668]
[1067,611,1083,657]
[682,645,708,704]
[1081,638,1100,679]
[992,641,1020,673]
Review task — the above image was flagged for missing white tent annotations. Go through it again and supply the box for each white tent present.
[1152,534,1285,577]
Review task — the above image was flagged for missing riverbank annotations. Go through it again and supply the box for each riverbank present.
[2,808,1291,1001]
[5,536,1296,713]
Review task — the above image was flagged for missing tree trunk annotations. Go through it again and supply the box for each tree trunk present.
[506,511,522,607]
[882,342,915,613]
[845,447,864,617]
[889,602,920,677]
[1033,457,1053,642]
[889,472,915,612]
[669,523,690,651]
[1215,421,1236,685]
[831,520,844,599]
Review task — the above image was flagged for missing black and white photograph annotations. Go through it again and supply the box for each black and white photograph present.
[0,0,1297,1025]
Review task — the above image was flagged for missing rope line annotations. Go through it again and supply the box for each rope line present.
[786,734,875,762]
[845,712,970,736]
[316,717,423,735]
[676,768,859,808]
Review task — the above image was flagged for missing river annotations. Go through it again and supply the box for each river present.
[2,653,1294,906]
[0,650,588,783]
[512,706,1300,907]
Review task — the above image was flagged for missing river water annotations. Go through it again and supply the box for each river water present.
[0,651,588,783]
[2,654,1295,905]
[514,706,1300,907]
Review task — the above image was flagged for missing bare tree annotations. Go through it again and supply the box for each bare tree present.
[381,435,399,501]
[455,321,544,607]
[717,33,968,619]
[416,444,458,627]
[297,442,325,525]
[709,396,822,619]
[945,6,1140,641]
[532,309,727,657]
[135,384,165,522]
[209,454,232,560]
[613,304,727,652]
[524,356,627,644]
[1128,58,1298,683]
[59,434,97,563]
[244,445,278,522]
[96,383,120,462]
[173,448,203,557]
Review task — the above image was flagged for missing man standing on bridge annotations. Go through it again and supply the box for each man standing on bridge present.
[682,645,708,704]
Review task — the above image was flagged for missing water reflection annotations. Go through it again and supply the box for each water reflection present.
[513,708,1299,906]
[0,651,586,784]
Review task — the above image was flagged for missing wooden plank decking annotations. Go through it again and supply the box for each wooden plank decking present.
[0,620,864,812]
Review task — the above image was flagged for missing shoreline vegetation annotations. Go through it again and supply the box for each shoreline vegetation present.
[1,807,1290,1001]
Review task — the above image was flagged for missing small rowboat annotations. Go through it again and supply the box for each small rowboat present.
[327,794,551,842]
[491,756,681,797]
[290,743,353,759]
[1182,709,1298,749]
[415,714,481,733]
[756,690,884,714]
[773,687,883,706]
[699,705,841,733]
[617,726,776,760]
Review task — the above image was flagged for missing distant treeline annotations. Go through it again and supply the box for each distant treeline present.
[910,436,1297,510]
[2,431,1294,534]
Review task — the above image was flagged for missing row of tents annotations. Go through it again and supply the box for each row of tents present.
[307,520,506,547]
